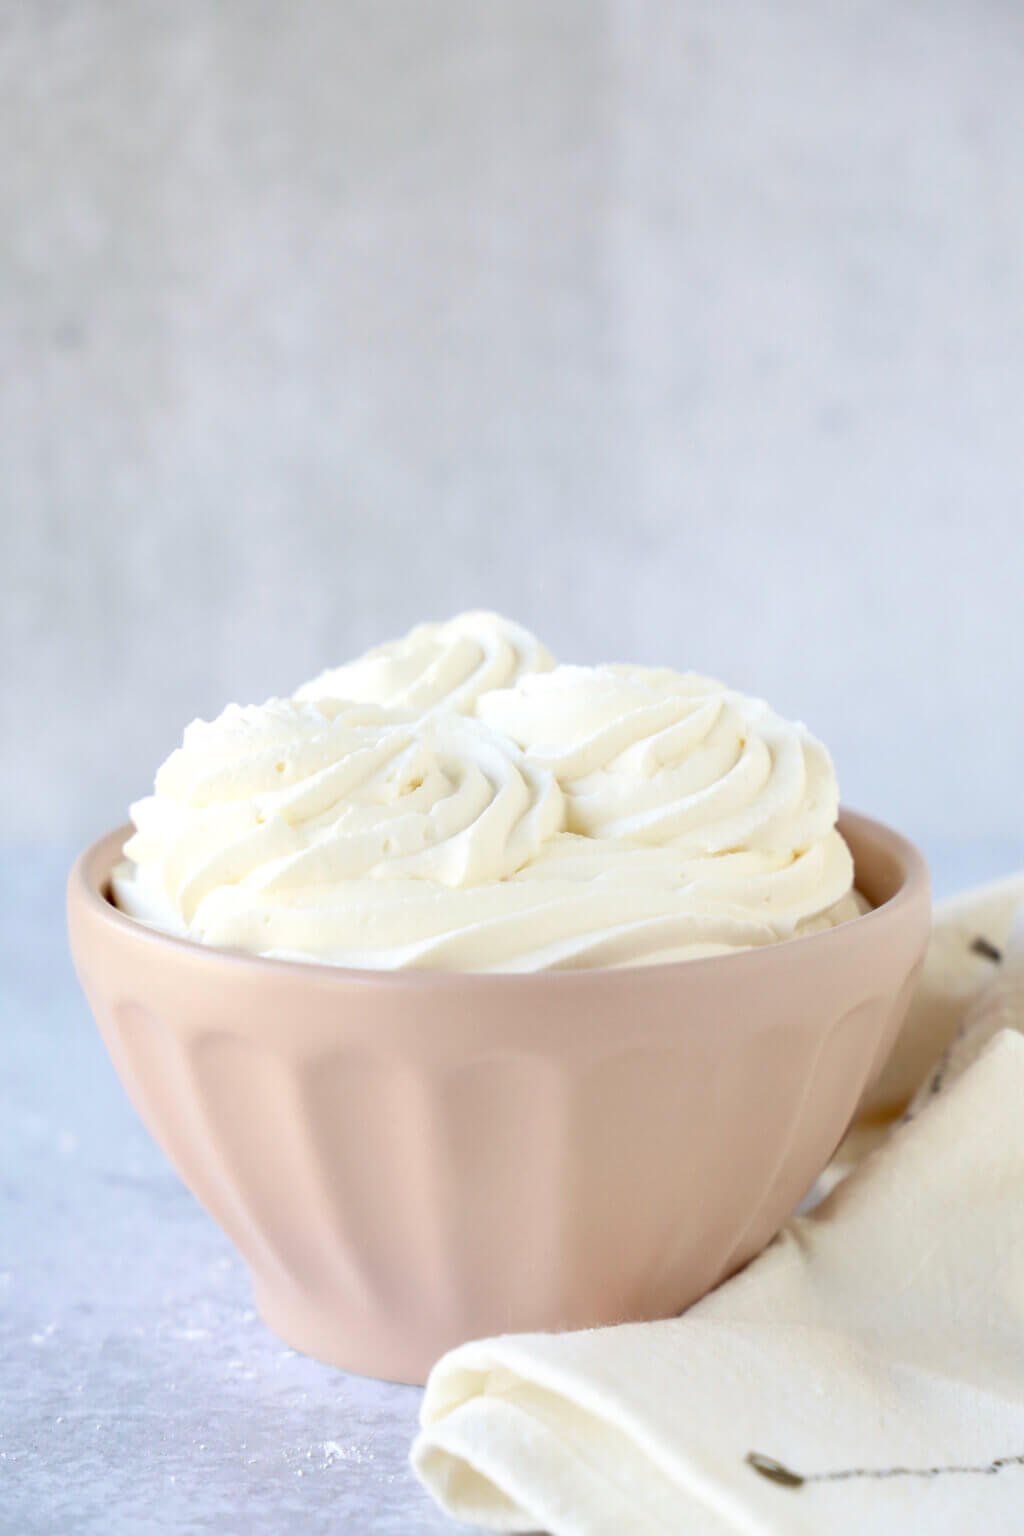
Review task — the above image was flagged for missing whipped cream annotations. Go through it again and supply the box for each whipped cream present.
[295,610,553,715]
[478,664,839,853]
[113,613,864,971]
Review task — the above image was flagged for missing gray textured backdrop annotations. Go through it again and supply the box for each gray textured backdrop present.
[3,1,1023,876]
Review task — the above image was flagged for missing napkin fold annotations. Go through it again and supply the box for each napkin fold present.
[412,878,1024,1535]
[862,870,1024,1115]
[910,907,1024,1112]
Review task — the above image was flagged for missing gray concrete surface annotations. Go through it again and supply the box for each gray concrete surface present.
[3,1,1024,856]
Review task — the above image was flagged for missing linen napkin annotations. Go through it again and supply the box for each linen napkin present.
[412,879,1024,1535]
[821,876,1024,1189]
[909,906,1024,1112]
[862,870,1024,1116]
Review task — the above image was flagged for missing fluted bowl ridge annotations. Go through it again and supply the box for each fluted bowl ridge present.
[67,808,930,1384]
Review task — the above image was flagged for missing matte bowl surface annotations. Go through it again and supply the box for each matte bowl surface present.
[68,809,930,1384]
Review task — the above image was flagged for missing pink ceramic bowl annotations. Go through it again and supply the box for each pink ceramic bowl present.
[68,809,929,1385]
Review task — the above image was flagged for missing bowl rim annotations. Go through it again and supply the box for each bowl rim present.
[68,808,930,990]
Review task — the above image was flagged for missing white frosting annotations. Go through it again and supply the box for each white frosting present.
[477,664,839,853]
[114,697,563,939]
[113,614,864,972]
[294,610,553,715]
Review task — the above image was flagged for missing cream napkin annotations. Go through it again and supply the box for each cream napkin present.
[862,870,1024,1115]
[909,907,1024,1112]
[412,880,1024,1535]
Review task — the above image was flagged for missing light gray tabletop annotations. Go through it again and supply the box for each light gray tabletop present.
[3,841,1018,1535]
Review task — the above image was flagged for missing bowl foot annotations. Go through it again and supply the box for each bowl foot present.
[252,1274,443,1386]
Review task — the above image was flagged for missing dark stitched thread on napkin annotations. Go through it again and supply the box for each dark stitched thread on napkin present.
[917,930,1005,1104]
[746,1450,1024,1490]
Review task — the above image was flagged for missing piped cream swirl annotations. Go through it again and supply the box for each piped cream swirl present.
[114,697,564,947]
[295,610,553,715]
[113,613,864,971]
[478,664,838,854]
